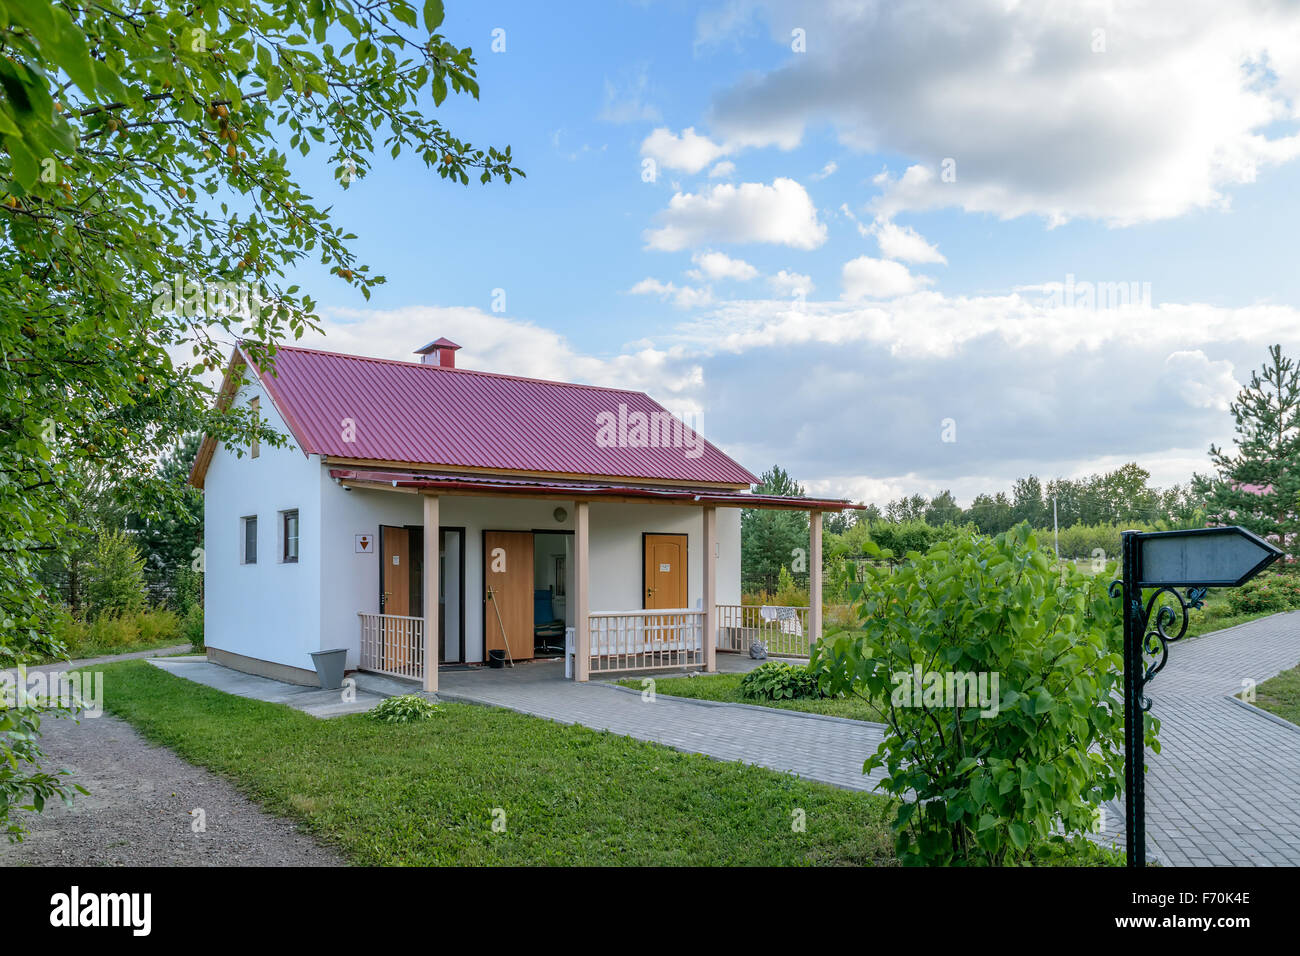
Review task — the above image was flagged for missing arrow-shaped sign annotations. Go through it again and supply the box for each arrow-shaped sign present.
[1118,524,1283,869]
[1136,525,1283,588]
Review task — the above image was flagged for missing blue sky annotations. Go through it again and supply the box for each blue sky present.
[282,0,1300,506]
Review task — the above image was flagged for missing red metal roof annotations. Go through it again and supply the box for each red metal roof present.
[247,345,759,485]
[329,469,855,510]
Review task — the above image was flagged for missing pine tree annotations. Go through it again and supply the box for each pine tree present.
[1199,345,1300,551]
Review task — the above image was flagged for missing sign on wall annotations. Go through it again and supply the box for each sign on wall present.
[355,534,373,554]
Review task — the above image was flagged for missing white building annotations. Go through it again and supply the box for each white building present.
[190,339,844,690]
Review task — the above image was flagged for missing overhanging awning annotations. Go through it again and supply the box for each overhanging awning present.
[328,468,856,512]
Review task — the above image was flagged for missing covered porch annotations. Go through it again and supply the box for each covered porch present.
[332,468,846,690]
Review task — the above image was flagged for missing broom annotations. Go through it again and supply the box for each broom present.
[487,587,515,668]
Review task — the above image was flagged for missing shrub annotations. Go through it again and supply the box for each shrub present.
[182,604,205,651]
[814,523,1138,866]
[82,528,147,619]
[367,694,441,724]
[45,606,182,660]
[172,565,204,614]
[739,660,825,701]
[1225,574,1300,615]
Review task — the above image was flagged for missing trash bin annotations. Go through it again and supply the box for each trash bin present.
[310,648,348,689]
[488,648,507,669]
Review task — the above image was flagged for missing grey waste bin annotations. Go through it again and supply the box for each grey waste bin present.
[310,648,348,690]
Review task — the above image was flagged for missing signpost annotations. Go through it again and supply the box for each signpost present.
[1114,526,1282,867]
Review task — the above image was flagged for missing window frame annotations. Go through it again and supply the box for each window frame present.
[281,509,299,564]
[241,515,258,565]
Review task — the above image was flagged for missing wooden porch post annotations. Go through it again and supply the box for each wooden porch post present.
[809,509,822,647]
[702,505,717,672]
[423,494,439,693]
[574,500,590,681]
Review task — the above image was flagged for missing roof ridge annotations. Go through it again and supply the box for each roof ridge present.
[265,343,656,399]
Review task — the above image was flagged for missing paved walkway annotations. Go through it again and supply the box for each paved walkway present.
[438,658,892,792]
[1095,611,1300,866]
[148,657,386,717]
[440,614,1300,867]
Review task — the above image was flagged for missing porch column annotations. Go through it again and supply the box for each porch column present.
[702,505,717,672]
[574,500,590,681]
[809,509,822,647]
[423,494,439,693]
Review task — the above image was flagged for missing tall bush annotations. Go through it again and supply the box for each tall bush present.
[82,529,147,620]
[814,524,1147,865]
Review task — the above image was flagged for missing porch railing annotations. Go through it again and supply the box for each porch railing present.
[358,612,425,681]
[715,604,812,658]
[587,609,704,673]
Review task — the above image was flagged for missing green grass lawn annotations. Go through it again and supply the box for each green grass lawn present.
[1247,663,1300,726]
[92,660,899,866]
[618,672,887,723]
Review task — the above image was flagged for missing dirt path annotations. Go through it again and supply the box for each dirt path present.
[0,655,343,867]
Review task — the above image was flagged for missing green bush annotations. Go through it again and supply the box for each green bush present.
[47,606,182,660]
[182,604,205,651]
[82,528,147,619]
[1225,574,1300,615]
[367,694,441,724]
[815,523,1138,866]
[739,660,825,701]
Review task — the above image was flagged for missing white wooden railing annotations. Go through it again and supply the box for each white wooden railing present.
[715,604,812,658]
[587,609,704,673]
[358,612,425,681]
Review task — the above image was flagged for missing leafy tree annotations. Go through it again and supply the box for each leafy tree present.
[923,489,963,526]
[82,528,147,619]
[815,525,1141,865]
[0,0,518,837]
[1011,475,1046,527]
[886,494,927,522]
[966,492,1013,535]
[742,466,809,593]
[130,434,204,602]
[1198,345,1300,552]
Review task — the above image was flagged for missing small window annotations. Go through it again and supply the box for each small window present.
[249,396,260,459]
[242,516,258,564]
[282,510,299,563]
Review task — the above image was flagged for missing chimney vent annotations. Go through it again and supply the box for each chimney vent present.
[414,337,462,369]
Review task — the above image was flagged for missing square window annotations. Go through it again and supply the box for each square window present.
[242,516,257,564]
[282,510,299,563]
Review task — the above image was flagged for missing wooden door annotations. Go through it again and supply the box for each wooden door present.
[644,534,688,609]
[380,526,410,670]
[484,531,534,662]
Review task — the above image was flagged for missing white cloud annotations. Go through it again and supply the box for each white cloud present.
[640,127,729,174]
[1163,350,1240,410]
[628,277,715,309]
[871,219,947,265]
[689,250,759,282]
[810,161,838,181]
[706,0,1300,225]
[708,160,736,178]
[841,256,932,299]
[767,270,814,297]
[644,177,827,251]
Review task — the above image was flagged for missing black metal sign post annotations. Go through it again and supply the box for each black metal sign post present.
[1114,526,1282,868]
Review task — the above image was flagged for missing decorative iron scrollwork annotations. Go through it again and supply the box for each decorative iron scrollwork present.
[1110,582,1207,711]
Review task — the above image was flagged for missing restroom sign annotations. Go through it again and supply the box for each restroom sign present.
[355,534,373,553]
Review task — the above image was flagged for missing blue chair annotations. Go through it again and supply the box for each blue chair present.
[534,588,565,652]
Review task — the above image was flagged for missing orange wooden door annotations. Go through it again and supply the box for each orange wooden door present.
[484,531,534,662]
[380,526,410,669]
[644,534,688,609]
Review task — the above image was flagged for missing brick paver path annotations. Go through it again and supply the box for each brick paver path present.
[442,611,1300,866]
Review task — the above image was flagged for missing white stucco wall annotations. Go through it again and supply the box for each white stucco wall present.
[203,381,322,674]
